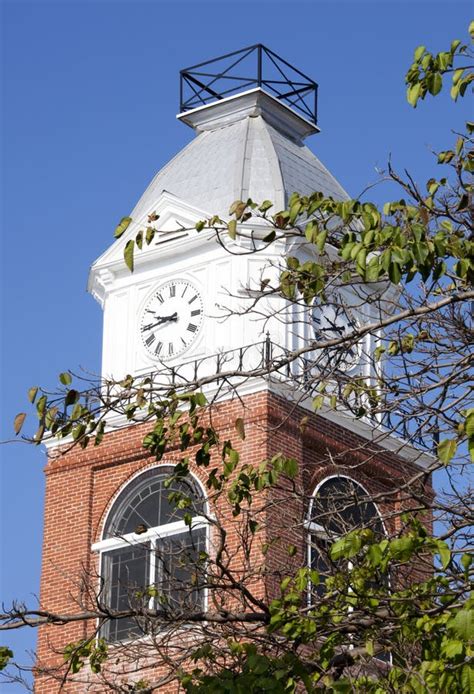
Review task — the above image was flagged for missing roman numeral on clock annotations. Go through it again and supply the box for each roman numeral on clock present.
[145,333,156,347]
[155,341,163,356]
[170,284,176,298]
[188,295,198,304]
[187,323,197,333]
[191,309,201,317]
[156,292,164,303]
[168,342,174,355]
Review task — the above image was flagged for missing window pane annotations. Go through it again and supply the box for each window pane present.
[311,478,383,536]
[154,529,206,614]
[102,543,150,643]
[309,535,346,599]
[104,467,205,538]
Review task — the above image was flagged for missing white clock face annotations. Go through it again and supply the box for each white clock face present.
[312,300,360,372]
[140,280,204,360]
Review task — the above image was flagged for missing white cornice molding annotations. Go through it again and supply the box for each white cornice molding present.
[177,88,320,140]
[43,378,434,470]
[88,267,115,307]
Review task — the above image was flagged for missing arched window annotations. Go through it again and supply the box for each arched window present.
[307,476,384,598]
[92,466,207,643]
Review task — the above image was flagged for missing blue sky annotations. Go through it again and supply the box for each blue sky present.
[1,0,471,686]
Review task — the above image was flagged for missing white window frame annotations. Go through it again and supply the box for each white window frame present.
[305,474,387,600]
[92,464,210,642]
[305,474,391,663]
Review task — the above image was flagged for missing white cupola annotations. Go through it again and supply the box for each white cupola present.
[88,45,358,384]
[130,87,349,223]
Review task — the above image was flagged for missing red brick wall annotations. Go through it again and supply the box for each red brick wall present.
[36,389,431,692]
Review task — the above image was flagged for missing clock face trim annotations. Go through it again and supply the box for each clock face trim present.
[311,298,361,372]
[139,280,204,361]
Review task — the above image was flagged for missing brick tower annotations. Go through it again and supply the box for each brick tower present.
[36,47,432,692]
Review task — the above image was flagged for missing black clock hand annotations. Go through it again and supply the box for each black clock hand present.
[157,312,178,324]
[142,313,178,332]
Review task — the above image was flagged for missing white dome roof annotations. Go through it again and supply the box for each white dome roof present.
[131,89,349,221]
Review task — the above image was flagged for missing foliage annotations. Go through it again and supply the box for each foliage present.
[0,647,13,672]
[405,20,474,105]
[63,638,108,675]
[3,21,474,694]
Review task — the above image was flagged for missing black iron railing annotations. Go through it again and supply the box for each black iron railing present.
[180,44,318,125]
[136,337,435,453]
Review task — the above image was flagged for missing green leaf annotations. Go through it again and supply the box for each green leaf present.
[448,609,473,640]
[330,532,362,560]
[453,68,464,86]
[228,219,237,240]
[437,438,457,465]
[456,193,469,211]
[414,45,426,61]
[248,519,259,534]
[437,150,455,164]
[460,663,474,693]
[389,536,416,561]
[145,226,155,245]
[305,221,316,243]
[36,394,47,415]
[13,412,26,435]
[316,229,327,253]
[124,239,135,272]
[443,639,463,659]
[59,372,72,385]
[407,82,421,107]
[194,392,207,407]
[72,423,86,441]
[356,247,367,276]
[313,395,323,410]
[229,200,247,220]
[28,386,39,404]
[388,261,402,284]
[367,543,383,567]
[428,72,442,95]
[235,417,245,440]
[262,230,276,242]
[71,403,83,421]
[366,257,380,282]
[258,200,273,213]
[287,256,299,270]
[374,345,385,361]
[283,458,298,479]
[437,51,452,71]
[0,647,13,671]
[45,407,58,429]
[465,409,474,438]
[114,216,132,238]
[436,540,451,569]
[289,200,301,224]
[65,389,79,407]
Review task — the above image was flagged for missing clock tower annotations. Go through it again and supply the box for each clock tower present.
[37,46,432,692]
